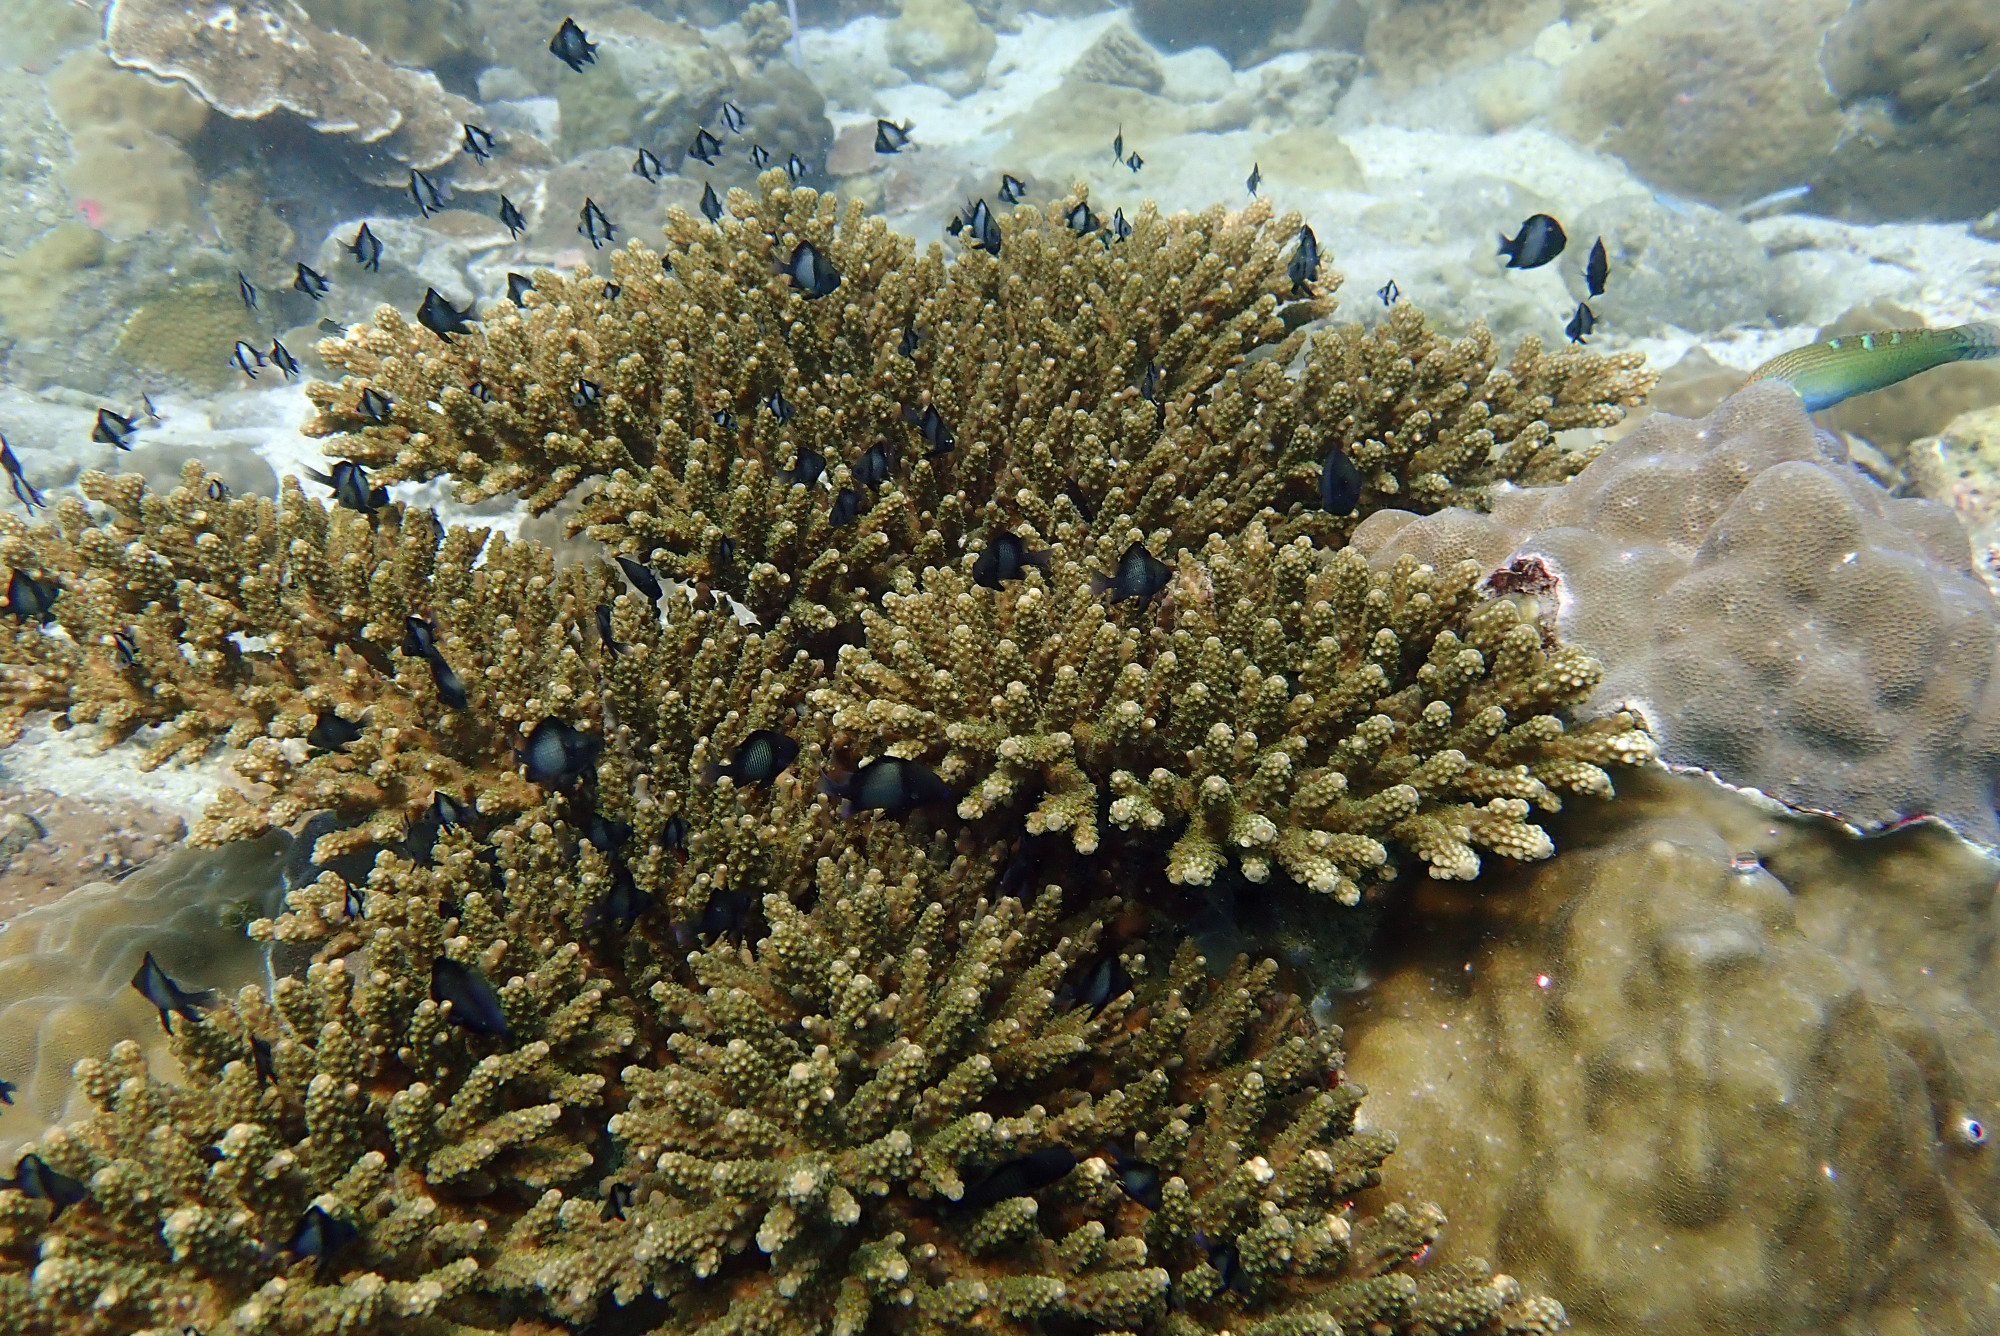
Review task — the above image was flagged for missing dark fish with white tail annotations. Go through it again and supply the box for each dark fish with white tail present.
[1093,542,1172,604]
[431,957,511,1036]
[821,756,952,818]
[131,951,216,1034]
[1498,213,1566,269]
[702,729,799,786]
[344,222,382,271]
[550,16,597,71]
[231,341,265,379]
[268,339,300,379]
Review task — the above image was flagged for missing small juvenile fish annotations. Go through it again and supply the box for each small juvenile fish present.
[787,240,840,298]
[249,1033,276,1084]
[702,729,800,786]
[1068,952,1132,1012]
[1584,236,1609,297]
[522,717,601,788]
[1125,151,1143,173]
[549,16,597,72]
[955,1147,1076,1211]
[344,221,383,271]
[578,197,616,249]
[293,262,330,300]
[899,325,921,357]
[1093,541,1172,604]
[1245,162,1260,196]
[467,380,493,402]
[1066,200,1099,236]
[1743,322,2000,412]
[303,460,389,512]
[594,859,652,932]
[999,173,1026,204]
[583,809,632,853]
[1565,301,1595,345]
[462,122,495,162]
[499,195,526,239]
[1104,1145,1162,1210]
[237,270,257,311]
[1140,362,1162,402]
[779,447,825,487]
[661,814,690,849]
[787,152,807,181]
[968,198,1001,255]
[130,951,216,1033]
[289,1204,359,1266]
[2,570,58,624]
[1320,445,1361,515]
[874,118,913,153]
[616,554,662,603]
[767,388,794,422]
[1110,207,1131,241]
[947,212,965,236]
[507,272,535,305]
[307,710,364,753]
[92,407,138,449]
[712,534,735,567]
[431,790,469,829]
[1197,1234,1246,1292]
[691,887,751,941]
[750,143,771,169]
[206,477,229,501]
[633,146,665,182]
[268,339,300,379]
[601,281,620,301]
[1112,125,1124,161]
[596,603,624,657]
[971,532,1049,588]
[603,1182,635,1220]
[141,392,162,422]
[230,341,266,379]
[852,441,894,488]
[1498,213,1566,269]
[1288,224,1319,296]
[317,318,347,337]
[700,182,723,223]
[431,957,511,1036]
[2,438,46,514]
[1377,279,1399,306]
[829,486,863,526]
[821,756,951,817]
[10,1153,87,1219]
[688,127,722,165]
[0,1077,11,1105]
[359,387,393,422]
[410,168,445,218]
[572,378,602,408]
[712,407,739,432]
[720,100,746,133]
[906,404,954,456]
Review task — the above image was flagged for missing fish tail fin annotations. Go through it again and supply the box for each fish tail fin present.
[1955,321,2000,360]
[1022,550,1051,570]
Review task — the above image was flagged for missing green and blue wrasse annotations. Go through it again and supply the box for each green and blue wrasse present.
[1743,321,2000,412]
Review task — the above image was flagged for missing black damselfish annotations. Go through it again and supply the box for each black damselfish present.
[522,717,602,788]
[822,756,952,818]
[615,554,663,603]
[572,378,602,408]
[508,272,535,305]
[906,403,954,455]
[1065,199,1098,236]
[1288,224,1319,295]
[418,288,479,340]
[593,859,651,932]
[130,950,216,1034]
[852,441,894,488]
[499,195,526,239]
[633,146,665,182]
[237,270,257,311]
[293,262,329,300]
[1585,236,1609,297]
[231,340,265,379]
[462,122,495,162]
[2,439,46,514]
[289,1205,359,1266]
[268,339,300,380]
[689,127,722,165]
[767,388,794,422]
[3,570,58,624]
[344,221,382,271]
[830,486,863,526]
[1093,541,1172,603]
[955,1147,1076,1211]
[1104,1145,1162,1210]
[999,172,1026,203]
[1566,301,1596,345]
[1499,213,1567,269]
[307,710,364,754]
[971,532,1049,588]
[787,239,840,298]
[549,16,597,71]
[11,1153,87,1219]
[596,603,624,657]
[92,407,137,450]
[874,118,912,153]
[780,447,826,487]
[359,387,392,422]
[304,460,390,513]
[720,100,745,133]
[1320,445,1362,515]
[578,197,615,248]
[702,728,799,786]
[750,143,771,169]
[430,957,511,1036]
[700,181,723,223]
[409,168,445,218]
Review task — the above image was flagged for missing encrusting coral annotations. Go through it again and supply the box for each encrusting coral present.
[0,175,1658,1334]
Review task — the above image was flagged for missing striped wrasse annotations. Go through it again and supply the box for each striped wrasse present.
[1743,322,2000,412]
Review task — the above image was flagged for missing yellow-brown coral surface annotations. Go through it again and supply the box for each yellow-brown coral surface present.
[0,177,1657,1335]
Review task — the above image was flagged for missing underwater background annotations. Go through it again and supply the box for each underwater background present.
[0,1,1998,1333]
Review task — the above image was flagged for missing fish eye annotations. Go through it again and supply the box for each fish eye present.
[1958,1116,1987,1146]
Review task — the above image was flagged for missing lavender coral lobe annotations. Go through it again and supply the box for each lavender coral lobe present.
[0,176,1653,1334]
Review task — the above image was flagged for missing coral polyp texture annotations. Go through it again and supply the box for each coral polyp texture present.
[0,177,1660,1334]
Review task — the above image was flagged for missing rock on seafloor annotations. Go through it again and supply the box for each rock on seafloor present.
[0,834,289,1162]
[0,788,185,924]
[1335,766,2000,1336]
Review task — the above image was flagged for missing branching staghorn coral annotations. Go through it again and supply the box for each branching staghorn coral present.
[306,174,1650,631]
[814,522,1654,901]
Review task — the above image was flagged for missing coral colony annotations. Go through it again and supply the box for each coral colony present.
[0,177,1655,1334]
